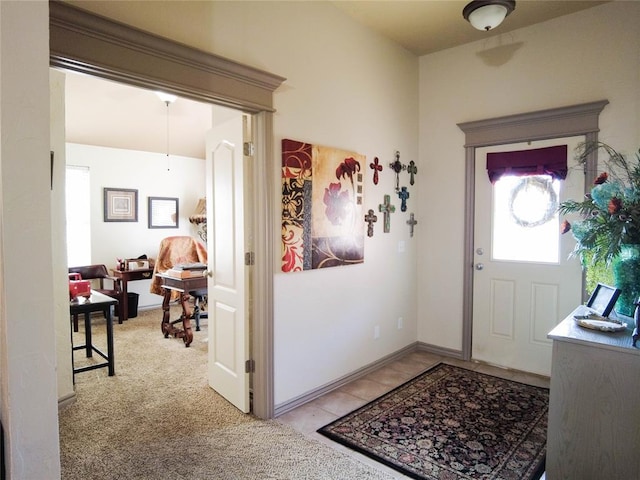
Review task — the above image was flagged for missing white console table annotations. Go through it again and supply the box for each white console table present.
[546,306,640,479]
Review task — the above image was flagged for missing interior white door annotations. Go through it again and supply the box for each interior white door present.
[472,137,584,376]
[206,109,251,413]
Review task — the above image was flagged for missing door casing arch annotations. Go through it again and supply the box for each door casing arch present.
[457,100,609,361]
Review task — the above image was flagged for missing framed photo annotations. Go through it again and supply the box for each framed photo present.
[148,196,179,229]
[104,188,138,222]
[586,283,621,317]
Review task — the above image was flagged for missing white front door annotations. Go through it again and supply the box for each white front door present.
[206,109,251,412]
[472,137,583,376]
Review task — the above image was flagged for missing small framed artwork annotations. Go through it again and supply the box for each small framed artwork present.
[586,283,621,317]
[148,196,179,229]
[104,188,138,222]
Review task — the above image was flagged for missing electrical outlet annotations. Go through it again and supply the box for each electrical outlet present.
[374,325,380,339]
[397,317,403,330]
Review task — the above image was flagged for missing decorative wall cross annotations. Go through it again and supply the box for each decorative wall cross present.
[407,160,417,186]
[406,213,418,237]
[389,151,406,192]
[369,157,383,185]
[364,209,377,237]
[378,194,396,233]
[398,186,409,212]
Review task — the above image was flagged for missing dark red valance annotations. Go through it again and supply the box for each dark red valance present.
[486,145,568,183]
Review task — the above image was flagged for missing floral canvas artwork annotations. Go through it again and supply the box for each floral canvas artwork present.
[282,139,365,272]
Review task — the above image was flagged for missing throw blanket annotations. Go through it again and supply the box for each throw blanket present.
[150,236,208,298]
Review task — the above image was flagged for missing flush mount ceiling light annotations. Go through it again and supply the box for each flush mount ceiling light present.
[155,91,177,104]
[463,0,516,31]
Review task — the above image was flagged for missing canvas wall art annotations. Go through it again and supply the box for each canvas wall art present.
[282,139,365,272]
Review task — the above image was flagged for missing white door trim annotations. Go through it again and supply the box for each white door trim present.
[457,100,609,361]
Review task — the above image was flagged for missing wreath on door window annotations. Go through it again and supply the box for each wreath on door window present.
[508,176,557,228]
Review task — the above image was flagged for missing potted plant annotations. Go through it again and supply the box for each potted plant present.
[559,141,640,316]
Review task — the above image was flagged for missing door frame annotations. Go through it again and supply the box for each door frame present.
[457,100,608,362]
[49,2,285,419]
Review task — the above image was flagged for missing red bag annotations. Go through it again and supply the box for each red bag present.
[69,273,91,300]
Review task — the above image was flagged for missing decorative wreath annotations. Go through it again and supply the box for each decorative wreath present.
[508,176,558,228]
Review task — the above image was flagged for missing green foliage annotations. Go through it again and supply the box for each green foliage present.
[559,141,640,266]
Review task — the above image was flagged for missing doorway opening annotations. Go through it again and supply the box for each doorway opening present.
[51,1,285,419]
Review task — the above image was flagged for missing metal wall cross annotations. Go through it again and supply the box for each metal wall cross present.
[378,194,396,233]
[364,209,377,237]
[389,151,406,192]
[398,186,409,212]
[406,213,418,237]
[407,160,417,186]
[369,157,383,185]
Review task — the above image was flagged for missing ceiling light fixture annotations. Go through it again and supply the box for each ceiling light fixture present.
[463,0,516,32]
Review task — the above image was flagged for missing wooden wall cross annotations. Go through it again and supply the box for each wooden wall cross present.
[398,186,409,212]
[406,213,418,237]
[378,194,396,233]
[389,151,406,192]
[369,157,383,185]
[407,160,417,186]
[364,209,377,237]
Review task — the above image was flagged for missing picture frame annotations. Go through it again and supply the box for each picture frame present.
[586,283,621,317]
[148,196,179,229]
[104,187,138,222]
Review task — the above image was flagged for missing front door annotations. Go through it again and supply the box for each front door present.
[205,108,251,412]
[472,137,583,376]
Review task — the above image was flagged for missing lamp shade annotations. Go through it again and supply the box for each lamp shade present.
[463,0,516,31]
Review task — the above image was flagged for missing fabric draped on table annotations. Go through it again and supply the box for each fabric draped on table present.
[149,236,207,299]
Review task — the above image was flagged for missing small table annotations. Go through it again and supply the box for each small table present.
[112,268,154,322]
[546,306,640,478]
[156,273,207,347]
[70,290,117,377]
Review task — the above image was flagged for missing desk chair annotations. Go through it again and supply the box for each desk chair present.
[69,264,122,331]
[149,236,208,330]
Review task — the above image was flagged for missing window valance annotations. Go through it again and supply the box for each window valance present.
[486,145,567,183]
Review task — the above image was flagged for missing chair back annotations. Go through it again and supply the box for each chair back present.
[149,236,207,296]
[68,264,110,280]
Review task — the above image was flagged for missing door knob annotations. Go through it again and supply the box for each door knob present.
[475,263,484,271]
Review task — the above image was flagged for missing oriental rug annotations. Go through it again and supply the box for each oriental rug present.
[318,363,548,480]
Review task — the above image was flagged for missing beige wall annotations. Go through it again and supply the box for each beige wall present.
[66,0,420,406]
[0,2,61,478]
[417,1,640,350]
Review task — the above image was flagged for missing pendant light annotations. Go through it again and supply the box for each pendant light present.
[155,91,177,171]
[463,0,516,32]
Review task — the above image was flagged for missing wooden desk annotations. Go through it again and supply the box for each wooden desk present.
[70,290,117,377]
[112,268,154,322]
[546,306,640,479]
[156,273,207,347]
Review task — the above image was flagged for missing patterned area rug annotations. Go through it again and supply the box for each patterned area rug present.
[318,363,548,480]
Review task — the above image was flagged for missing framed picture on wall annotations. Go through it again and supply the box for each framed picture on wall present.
[148,196,179,228]
[104,187,138,222]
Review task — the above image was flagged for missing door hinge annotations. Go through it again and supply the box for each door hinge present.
[245,251,255,266]
[245,359,255,373]
[243,141,254,156]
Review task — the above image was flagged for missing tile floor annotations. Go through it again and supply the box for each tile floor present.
[277,350,549,479]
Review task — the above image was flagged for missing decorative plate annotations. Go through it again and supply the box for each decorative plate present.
[574,314,627,332]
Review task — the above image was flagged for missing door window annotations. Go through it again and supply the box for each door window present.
[492,174,560,263]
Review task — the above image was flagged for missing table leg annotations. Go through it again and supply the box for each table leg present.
[119,278,129,323]
[179,292,194,347]
[161,288,172,338]
[104,307,115,376]
[84,312,92,358]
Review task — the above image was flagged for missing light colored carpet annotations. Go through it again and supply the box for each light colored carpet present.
[59,305,394,479]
